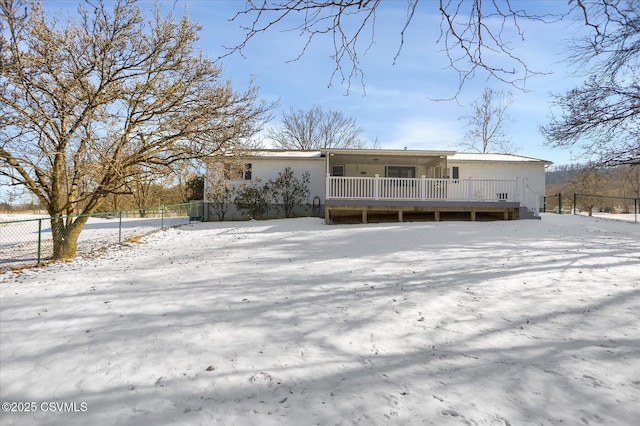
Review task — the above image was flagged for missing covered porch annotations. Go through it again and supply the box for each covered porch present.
[326,175,520,203]
[322,148,454,180]
[321,149,539,223]
[324,176,525,223]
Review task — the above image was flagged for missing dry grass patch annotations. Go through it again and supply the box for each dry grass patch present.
[126,235,144,244]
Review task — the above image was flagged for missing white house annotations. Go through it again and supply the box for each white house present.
[204,149,552,222]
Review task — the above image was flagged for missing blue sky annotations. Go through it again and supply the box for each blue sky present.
[185,0,592,166]
[48,1,596,166]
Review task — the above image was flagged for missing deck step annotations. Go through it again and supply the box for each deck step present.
[519,206,541,220]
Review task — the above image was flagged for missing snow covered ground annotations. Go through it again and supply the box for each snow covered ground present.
[1,214,639,426]
[577,212,639,223]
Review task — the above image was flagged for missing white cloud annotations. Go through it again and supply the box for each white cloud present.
[386,117,463,150]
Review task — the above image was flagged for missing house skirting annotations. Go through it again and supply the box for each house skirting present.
[324,200,520,224]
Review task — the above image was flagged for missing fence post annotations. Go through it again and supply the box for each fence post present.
[573,193,577,215]
[635,198,638,224]
[557,193,562,214]
[37,218,42,266]
[161,205,165,230]
[118,211,123,244]
[543,196,546,213]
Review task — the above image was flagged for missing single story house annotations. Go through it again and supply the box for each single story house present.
[203,148,552,222]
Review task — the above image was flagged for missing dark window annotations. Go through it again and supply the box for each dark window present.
[332,165,344,176]
[224,163,252,180]
[452,166,459,180]
[386,166,415,178]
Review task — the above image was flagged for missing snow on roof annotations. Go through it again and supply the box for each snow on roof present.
[244,150,322,158]
[323,148,456,157]
[448,153,552,164]
[237,150,552,164]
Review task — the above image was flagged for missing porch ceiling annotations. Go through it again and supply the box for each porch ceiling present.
[326,150,454,166]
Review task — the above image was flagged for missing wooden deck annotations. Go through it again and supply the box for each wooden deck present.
[323,176,540,223]
[325,199,521,224]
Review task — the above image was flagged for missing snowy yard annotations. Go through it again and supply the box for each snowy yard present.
[1,214,639,426]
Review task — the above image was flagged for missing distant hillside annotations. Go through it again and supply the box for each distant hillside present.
[545,163,639,200]
[545,164,584,186]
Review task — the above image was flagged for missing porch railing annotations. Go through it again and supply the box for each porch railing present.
[326,175,541,215]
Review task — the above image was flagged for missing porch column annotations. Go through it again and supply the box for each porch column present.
[374,174,380,200]
[467,177,473,201]
[513,177,519,202]
[326,173,331,200]
[421,175,427,200]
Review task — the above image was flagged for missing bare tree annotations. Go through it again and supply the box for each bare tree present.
[622,165,640,200]
[571,165,608,216]
[224,1,611,94]
[459,88,517,154]
[541,0,639,167]
[0,0,273,259]
[268,105,365,150]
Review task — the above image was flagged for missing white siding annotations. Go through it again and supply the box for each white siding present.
[234,158,326,203]
[448,160,546,195]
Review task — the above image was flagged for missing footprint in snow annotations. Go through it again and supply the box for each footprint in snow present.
[441,409,478,425]
[441,409,460,417]
[249,371,273,385]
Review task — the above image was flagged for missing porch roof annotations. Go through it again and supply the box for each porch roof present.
[321,148,456,158]
[322,148,456,167]
[449,152,553,165]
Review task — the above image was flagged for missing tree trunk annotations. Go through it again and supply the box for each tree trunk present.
[50,215,90,259]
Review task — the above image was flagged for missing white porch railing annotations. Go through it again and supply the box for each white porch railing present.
[326,175,541,215]
[519,182,541,216]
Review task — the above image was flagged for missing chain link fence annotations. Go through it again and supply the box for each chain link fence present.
[1,203,194,270]
[544,193,638,223]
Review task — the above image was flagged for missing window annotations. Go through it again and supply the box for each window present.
[386,166,415,178]
[225,163,252,180]
[332,165,344,176]
[452,166,459,180]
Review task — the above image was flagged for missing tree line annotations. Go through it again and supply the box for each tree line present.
[547,163,640,199]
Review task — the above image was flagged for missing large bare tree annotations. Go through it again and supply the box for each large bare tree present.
[267,105,365,149]
[459,88,517,154]
[0,0,273,259]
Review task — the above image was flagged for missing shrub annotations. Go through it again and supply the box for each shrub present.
[234,178,269,219]
[267,167,310,218]
[206,179,236,221]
